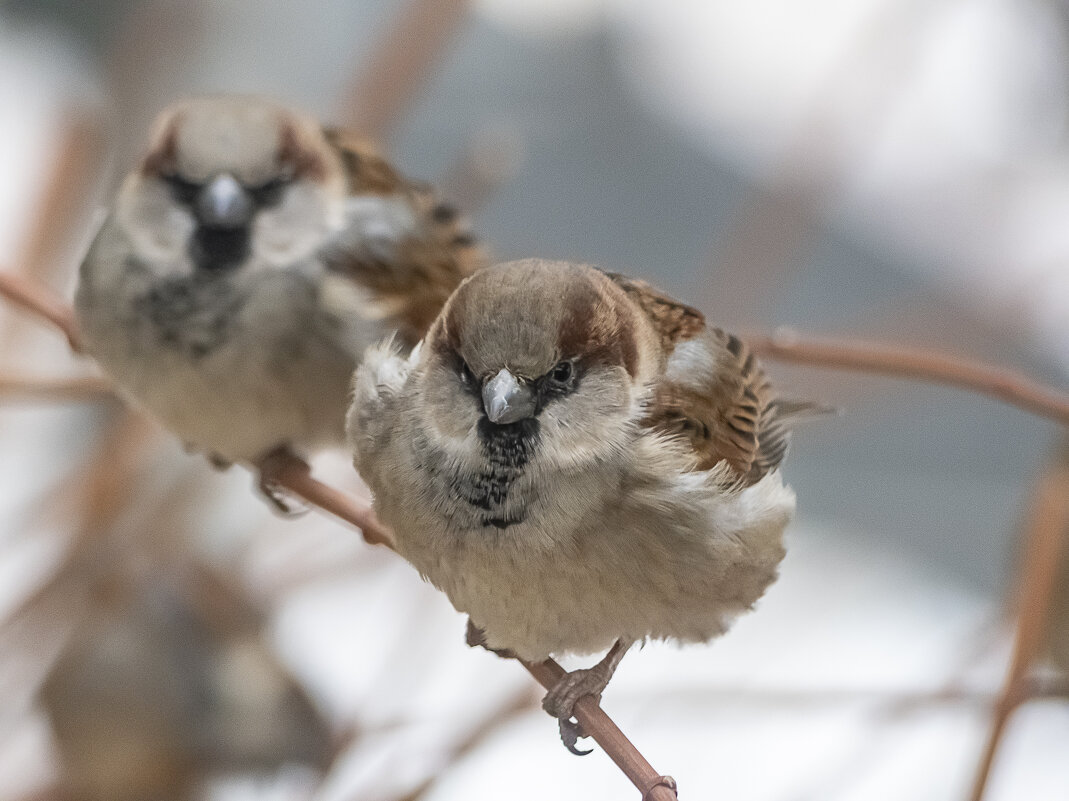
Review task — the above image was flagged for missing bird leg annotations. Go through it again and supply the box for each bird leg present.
[465,618,517,659]
[254,446,310,517]
[542,639,632,755]
[206,452,232,470]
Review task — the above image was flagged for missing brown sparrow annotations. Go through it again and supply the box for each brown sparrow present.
[75,95,482,503]
[348,258,816,751]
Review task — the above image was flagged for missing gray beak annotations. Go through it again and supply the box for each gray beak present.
[482,368,536,425]
[196,173,253,228]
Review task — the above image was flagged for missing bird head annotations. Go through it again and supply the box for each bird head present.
[417,259,657,469]
[116,95,347,273]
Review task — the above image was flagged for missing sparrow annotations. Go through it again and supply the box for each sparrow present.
[42,565,333,801]
[348,258,816,752]
[75,95,482,503]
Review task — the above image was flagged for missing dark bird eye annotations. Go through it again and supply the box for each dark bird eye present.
[248,177,287,207]
[551,360,573,383]
[162,173,201,205]
[459,360,476,385]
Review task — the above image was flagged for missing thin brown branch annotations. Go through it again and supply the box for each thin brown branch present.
[338,0,471,141]
[0,374,112,402]
[523,658,678,800]
[0,271,81,352]
[969,441,1069,801]
[258,453,395,549]
[747,329,1069,426]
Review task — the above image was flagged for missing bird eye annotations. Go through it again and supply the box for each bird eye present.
[550,360,573,383]
[459,360,476,385]
[248,177,288,207]
[161,173,201,205]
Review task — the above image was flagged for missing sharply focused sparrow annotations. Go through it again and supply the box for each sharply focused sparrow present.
[348,258,817,751]
[76,95,482,500]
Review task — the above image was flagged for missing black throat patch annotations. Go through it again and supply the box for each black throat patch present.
[452,417,539,528]
[190,225,251,270]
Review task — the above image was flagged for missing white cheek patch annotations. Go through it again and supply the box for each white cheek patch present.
[117,181,195,267]
[254,184,336,265]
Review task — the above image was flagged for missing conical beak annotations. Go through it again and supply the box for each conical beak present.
[481,368,536,424]
[196,173,253,228]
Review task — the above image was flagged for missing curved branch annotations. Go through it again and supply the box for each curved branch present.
[0,374,113,402]
[747,328,1069,426]
[523,658,679,801]
[257,452,395,548]
[0,271,81,352]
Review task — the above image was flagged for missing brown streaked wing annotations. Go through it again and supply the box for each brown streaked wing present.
[321,127,405,194]
[646,328,781,480]
[320,127,486,346]
[603,272,706,351]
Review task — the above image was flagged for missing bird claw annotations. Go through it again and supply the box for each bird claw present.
[257,475,308,517]
[540,640,630,756]
[558,717,592,756]
[541,666,606,720]
[255,447,310,517]
[541,666,609,756]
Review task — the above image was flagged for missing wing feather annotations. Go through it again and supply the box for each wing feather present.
[319,127,485,346]
[605,272,816,484]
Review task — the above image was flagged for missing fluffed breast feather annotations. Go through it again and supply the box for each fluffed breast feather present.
[347,336,412,467]
[322,129,485,346]
[606,272,812,484]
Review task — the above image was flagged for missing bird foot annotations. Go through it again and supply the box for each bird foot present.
[256,447,309,517]
[558,718,593,756]
[207,452,232,470]
[541,640,631,756]
[465,618,516,659]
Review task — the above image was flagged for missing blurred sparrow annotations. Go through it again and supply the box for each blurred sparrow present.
[42,565,333,801]
[76,95,482,505]
[349,259,817,751]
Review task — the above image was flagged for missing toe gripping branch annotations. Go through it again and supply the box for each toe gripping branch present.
[643,776,679,801]
[522,657,679,800]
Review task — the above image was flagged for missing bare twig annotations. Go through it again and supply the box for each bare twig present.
[0,374,112,402]
[523,658,679,801]
[747,329,1069,426]
[258,453,394,548]
[0,272,81,352]
[339,0,471,141]
[968,441,1069,801]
